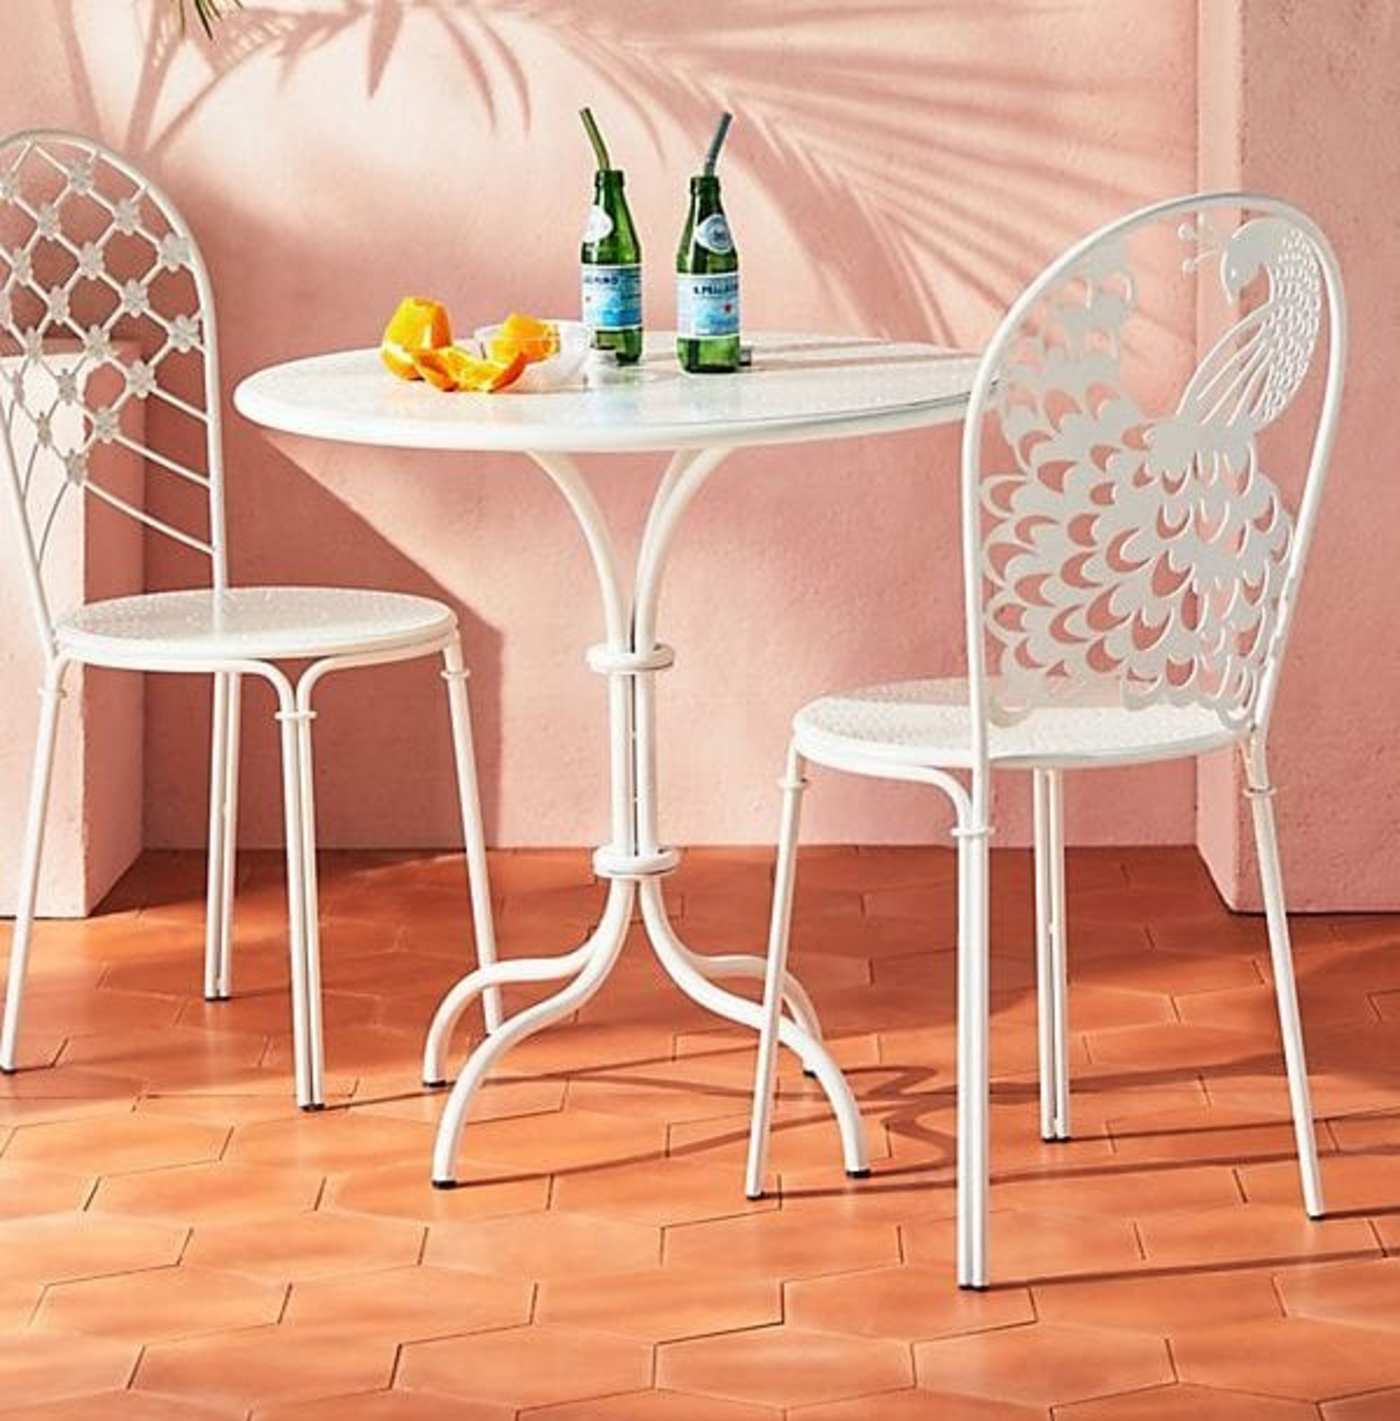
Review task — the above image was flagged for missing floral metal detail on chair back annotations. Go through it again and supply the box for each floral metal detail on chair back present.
[964,195,1344,736]
[0,130,226,644]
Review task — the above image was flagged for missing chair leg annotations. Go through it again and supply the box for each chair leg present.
[956,782,991,1290]
[744,742,808,1200]
[1032,770,1055,1140]
[1,662,69,1073]
[203,672,241,1001]
[1046,769,1070,1139]
[441,637,501,1033]
[273,698,318,1110]
[1245,743,1324,1217]
[293,689,326,1110]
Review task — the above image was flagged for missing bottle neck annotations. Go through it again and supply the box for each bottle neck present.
[594,169,626,204]
[689,174,722,213]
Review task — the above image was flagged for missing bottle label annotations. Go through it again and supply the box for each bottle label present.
[677,271,739,338]
[695,213,733,255]
[583,206,614,243]
[582,263,642,331]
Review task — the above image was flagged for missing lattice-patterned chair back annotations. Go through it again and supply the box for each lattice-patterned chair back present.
[960,192,1346,749]
[0,130,227,651]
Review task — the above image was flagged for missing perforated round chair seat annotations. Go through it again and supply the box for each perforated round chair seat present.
[793,677,1237,772]
[56,586,457,665]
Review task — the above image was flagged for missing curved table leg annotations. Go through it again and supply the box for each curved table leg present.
[430,878,634,1184]
[639,880,868,1176]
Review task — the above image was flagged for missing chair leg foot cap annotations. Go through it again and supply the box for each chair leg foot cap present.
[422,1079,447,1090]
[958,1282,988,1292]
[0,1066,15,1076]
[745,1190,767,1201]
[846,1168,872,1180]
[802,1068,818,1078]
[300,1102,326,1113]
[432,1179,457,1191]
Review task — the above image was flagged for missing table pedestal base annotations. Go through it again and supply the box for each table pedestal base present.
[423,446,869,1187]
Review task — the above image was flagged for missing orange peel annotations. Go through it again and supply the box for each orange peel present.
[488,312,560,366]
[413,345,527,394]
[381,296,452,381]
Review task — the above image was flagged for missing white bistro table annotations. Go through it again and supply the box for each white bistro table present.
[235,332,977,1187]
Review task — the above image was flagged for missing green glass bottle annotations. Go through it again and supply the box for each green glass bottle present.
[677,122,739,373]
[580,166,643,366]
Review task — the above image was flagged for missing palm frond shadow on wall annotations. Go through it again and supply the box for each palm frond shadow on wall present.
[79,0,1188,347]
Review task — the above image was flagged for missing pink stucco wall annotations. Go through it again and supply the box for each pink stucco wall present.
[0,0,1201,855]
[10,2,1389,909]
[1195,0,1400,910]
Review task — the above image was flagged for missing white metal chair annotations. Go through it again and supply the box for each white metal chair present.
[0,131,500,1109]
[744,193,1346,1288]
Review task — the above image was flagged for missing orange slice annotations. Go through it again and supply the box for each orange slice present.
[413,346,527,393]
[381,297,452,380]
[488,312,560,365]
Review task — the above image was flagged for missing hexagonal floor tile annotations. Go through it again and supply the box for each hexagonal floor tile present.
[786,1264,1034,1341]
[789,1392,1043,1421]
[58,1024,273,1090]
[914,1322,1172,1408]
[255,1394,513,1421]
[0,1212,186,1285]
[183,1210,424,1282]
[1241,1151,1400,1214]
[3,1112,228,1175]
[326,1159,549,1224]
[664,1209,899,1280]
[550,1156,776,1228]
[1276,1258,1400,1330]
[537,1267,780,1342]
[424,1209,660,1279]
[0,1162,95,1219]
[17,987,183,1038]
[0,1392,229,1420]
[903,1208,1143,1283]
[990,1159,1243,1219]
[135,1324,398,1411]
[521,1391,779,1420]
[658,1325,912,1408]
[1173,1317,1400,1400]
[349,1072,565,1126]
[1105,1104,1329,1167]
[398,1324,652,1410]
[33,1264,285,1341]
[1136,1204,1379,1270]
[452,1106,667,1174]
[283,1264,531,1340]
[1055,1383,1319,1418]
[0,1332,139,1408]
[1324,1391,1400,1419]
[90,1160,323,1225]
[225,1110,435,1172]
[1033,1266,1286,1335]
[774,1161,957,1227]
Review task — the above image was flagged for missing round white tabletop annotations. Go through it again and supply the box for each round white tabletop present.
[233,331,979,453]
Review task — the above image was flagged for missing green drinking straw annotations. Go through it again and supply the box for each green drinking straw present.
[579,107,612,170]
[703,112,733,175]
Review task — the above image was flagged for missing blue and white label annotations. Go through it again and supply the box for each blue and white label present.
[581,263,642,331]
[677,271,739,338]
[695,213,734,255]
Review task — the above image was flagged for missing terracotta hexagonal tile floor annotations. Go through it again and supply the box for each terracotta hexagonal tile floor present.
[397,1323,652,1409]
[33,1264,286,1342]
[3,845,1400,1414]
[283,1263,531,1339]
[537,1267,781,1342]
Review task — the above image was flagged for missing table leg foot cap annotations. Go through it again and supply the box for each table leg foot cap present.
[846,1168,872,1180]
[432,1179,458,1191]
[958,1282,988,1292]
[423,1079,448,1090]
[745,1190,767,1202]
[204,992,230,1003]
[802,1068,818,1078]
[0,1066,15,1076]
